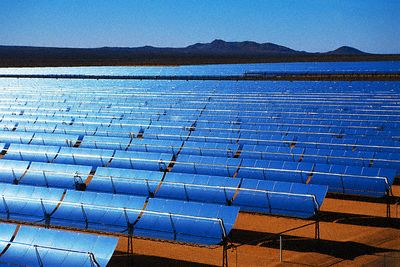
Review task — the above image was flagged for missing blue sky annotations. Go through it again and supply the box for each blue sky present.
[0,0,399,53]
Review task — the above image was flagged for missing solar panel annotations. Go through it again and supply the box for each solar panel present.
[0,184,63,222]
[0,184,239,245]
[0,157,328,219]
[29,133,79,147]
[128,139,183,154]
[172,155,241,177]
[53,124,98,136]
[0,122,17,131]
[0,222,118,267]
[310,164,396,197]
[20,162,92,189]
[0,159,30,184]
[94,125,141,138]
[180,141,240,157]
[74,117,113,126]
[233,179,327,218]
[4,144,60,163]
[110,150,173,171]
[161,172,327,218]
[51,190,146,232]
[54,147,114,167]
[0,222,17,253]
[136,198,239,244]
[80,135,131,150]
[158,172,239,203]
[240,144,304,161]
[0,131,34,144]
[237,159,311,183]
[16,121,58,133]
[88,167,163,195]
[143,127,190,141]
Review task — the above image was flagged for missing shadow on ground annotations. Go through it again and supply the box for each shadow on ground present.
[229,229,399,261]
[108,251,216,267]
[318,211,400,229]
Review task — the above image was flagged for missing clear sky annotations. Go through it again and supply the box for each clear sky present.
[0,0,399,54]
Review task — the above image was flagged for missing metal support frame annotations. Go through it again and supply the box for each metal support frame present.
[74,172,86,191]
[2,196,10,220]
[34,245,44,267]
[88,253,100,267]
[78,204,88,229]
[222,240,229,267]
[127,224,134,255]
[12,169,18,184]
[279,235,283,262]
[226,215,322,266]
[386,190,391,219]
[43,171,49,188]
[315,216,320,240]
[40,199,50,229]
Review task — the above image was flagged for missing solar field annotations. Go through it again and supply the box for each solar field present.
[0,75,399,266]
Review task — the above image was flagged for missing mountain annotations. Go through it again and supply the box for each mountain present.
[326,46,367,55]
[0,40,397,67]
[184,39,300,55]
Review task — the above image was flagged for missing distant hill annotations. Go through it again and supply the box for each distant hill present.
[326,46,367,55]
[184,39,301,55]
[0,40,398,67]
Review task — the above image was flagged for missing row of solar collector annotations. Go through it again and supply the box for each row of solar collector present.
[2,102,400,122]
[9,96,398,106]
[1,107,399,134]
[6,95,397,103]
[3,106,398,123]
[6,84,396,94]
[14,102,390,113]
[0,131,399,170]
[0,111,400,130]
[0,183,238,246]
[0,95,398,113]
[0,159,325,218]
[81,136,400,170]
[4,104,398,118]
[2,116,399,139]
[1,130,399,168]
[1,106,399,132]
[12,96,391,105]
[0,120,400,141]
[10,99,394,110]
[0,222,117,267]
[5,91,399,105]
[0,142,395,197]
[11,97,400,107]
[2,122,398,154]
[6,89,397,100]
[4,103,396,121]
[149,128,399,145]
[4,79,396,90]
[6,120,400,142]
[2,103,398,120]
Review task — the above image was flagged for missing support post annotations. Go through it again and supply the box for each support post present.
[40,199,50,229]
[222,241,228,267]
[34,245,44,267]
[89,252,100,267]
[279,235,283,262]
[315,214,320,240]
[386,190,391,219]
[127,224,134,255]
